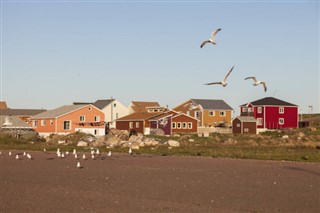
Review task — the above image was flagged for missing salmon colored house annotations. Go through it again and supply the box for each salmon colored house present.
[29,104,105,137]
[173,99,233,127]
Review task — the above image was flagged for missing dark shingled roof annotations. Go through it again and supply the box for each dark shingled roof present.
[93,99,114,110]
[241,97,297,107]
[191,99,233,110]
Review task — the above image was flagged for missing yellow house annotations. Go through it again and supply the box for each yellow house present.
[173,99,233,127]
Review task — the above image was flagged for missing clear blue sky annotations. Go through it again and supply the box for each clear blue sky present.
[1,0,319,115]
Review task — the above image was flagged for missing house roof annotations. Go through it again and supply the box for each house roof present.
[0,108,46,116]
[0,115,32,128]
[0,101,8,109]
[30,105,90,119]
[235,116,257,122]
[93,99,114,110]
[191,99,233,110]
[241,97,297,107]
[116,112,162,121]
[130,101,160,113]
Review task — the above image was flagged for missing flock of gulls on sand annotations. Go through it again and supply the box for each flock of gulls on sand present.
[1,147,134,169]
[201,28,267,92]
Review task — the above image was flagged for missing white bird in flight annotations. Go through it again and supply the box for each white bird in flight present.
[200,28,221,48]
[244,76,267,92]
[204,66,235,87]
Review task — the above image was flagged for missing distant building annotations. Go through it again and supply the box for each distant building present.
[0,101,8,109]
[29,104,105,137]
[128,101,163,114]
[173,99,233,127]
[240,97,298,129]
[232,116,257,134]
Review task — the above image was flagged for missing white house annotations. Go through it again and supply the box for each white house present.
[92,99,129,128]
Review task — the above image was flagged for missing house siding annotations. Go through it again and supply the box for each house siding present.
[31,106,105,136]
[202,109,232,127]
[116,120,144,134]
[172,114,198,133]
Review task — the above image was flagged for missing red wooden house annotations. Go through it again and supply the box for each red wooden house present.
[240,97,298,129]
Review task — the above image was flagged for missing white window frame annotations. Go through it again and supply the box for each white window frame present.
[194,111,200,118]
[136,122,139,128]
[41,120,46,126]
[182,122,187,129]
[188,122,192,129]
[257,118,263,126]
[257,107,262,114]
[279,107,284,114]
[129,122,133,129]
[33,120,38,128]
[94,116,100,122]
[244,128,249,132]
[279,118,284,125]
[236,123,240,127]
[177,122,181,129]
[209,111,215,116]
[219,111,226,117]
[242,107,248,112]
[80,115,85,122]
[63,120,71,130]
[50,120,54,125]
[172,122,176,129]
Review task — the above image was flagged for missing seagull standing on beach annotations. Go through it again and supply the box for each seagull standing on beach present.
[244,76,267,92]
[200,28,221,48]
[204,66,235,87]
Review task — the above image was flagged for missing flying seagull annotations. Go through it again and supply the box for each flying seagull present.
[204,66,235,87]
[200,28,221,48]
[244,76,267,92]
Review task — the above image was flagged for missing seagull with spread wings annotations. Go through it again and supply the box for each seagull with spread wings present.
[244,76,267,92]
[204,66,235,87]
[200,28,221,48]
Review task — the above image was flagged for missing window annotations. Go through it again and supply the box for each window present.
[209,111,215,116]
[116,113,119,119]
[279,118,284,125]
[248,108,253,112]
[244,128,249,132]
[195,111,200,119]
[188,122,192,129]
[257,118,263,126]
[63,121,71,130]
[80,116,85,122]
[182,122,187,129]
[94,129,98,135]
[50,120,54,125]
[187,111,190,116]
[236,123,240,127]
[136,122,139,128]
[257,107,262,114]
[242,107,248,112]
[41,120,46,126]
[219,111,226,117]
[279,107,284,114]
[88,107,92,111]
[113,103,116,107]
[129,122,133,128]
[94,116,100,122]
[33,121,38,128]
[172,122,176,129]
[177,122,181,129]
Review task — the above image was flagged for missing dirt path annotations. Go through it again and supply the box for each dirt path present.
[1,150,319,212]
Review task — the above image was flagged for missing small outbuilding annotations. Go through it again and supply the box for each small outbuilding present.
[232,116,257,134]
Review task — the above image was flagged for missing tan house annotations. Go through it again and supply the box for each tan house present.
[173,99,233,127]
